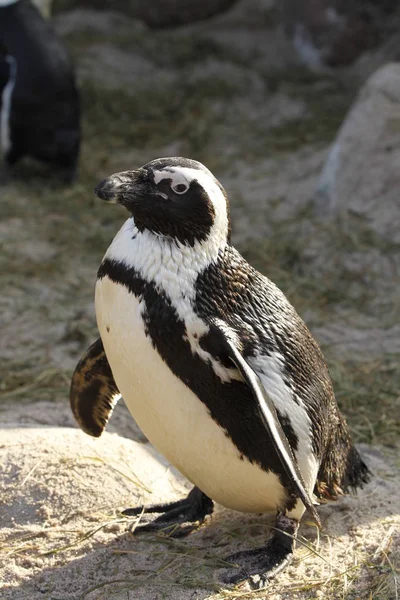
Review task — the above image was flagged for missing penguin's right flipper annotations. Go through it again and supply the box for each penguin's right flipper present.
[204,321,320,528]
[70,337,121,437]
[123,486,214,537]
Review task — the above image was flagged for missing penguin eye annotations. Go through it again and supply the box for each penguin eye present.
[171,183,189,195]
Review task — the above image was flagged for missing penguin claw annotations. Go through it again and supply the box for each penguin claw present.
[131,519,200,538]
[217,514,298,589]
[122,486,214,537]
[217,545,293,588]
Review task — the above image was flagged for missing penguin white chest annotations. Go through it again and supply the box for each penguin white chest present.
[95,276,287,513]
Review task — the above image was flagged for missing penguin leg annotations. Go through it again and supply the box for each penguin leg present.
[123,486,214,537]
[218,513,299,589]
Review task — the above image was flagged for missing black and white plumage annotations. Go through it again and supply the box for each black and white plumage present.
[0,0,80,181]
[70,156,369,587]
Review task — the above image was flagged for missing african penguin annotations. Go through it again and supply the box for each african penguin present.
[0,0,80,182]
[70,157,370,588]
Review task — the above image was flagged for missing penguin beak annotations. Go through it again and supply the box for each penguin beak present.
[95,169,148,206]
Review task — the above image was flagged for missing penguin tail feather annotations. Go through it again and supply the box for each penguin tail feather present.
[315,412,371,501]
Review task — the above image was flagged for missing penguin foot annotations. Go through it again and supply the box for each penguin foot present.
[122,486,214,537]
[218,514,299,590]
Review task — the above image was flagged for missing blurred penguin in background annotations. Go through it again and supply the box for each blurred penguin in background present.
[0,0,80,182]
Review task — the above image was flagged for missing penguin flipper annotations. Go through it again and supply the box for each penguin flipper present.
[70,337,121,437]
[206,322,321,527]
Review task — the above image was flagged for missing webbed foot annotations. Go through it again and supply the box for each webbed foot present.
[218,514,299,589]
[122,486,214,537]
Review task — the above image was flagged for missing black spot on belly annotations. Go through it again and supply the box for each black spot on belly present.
[106,326,110,333]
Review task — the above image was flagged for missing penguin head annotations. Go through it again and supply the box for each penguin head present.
[95,157,231,247]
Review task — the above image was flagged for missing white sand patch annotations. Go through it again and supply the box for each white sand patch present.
[0,425,398,600]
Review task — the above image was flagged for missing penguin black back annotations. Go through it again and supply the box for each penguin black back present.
[0,0,80,181]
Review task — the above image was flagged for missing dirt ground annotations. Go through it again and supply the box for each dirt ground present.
[0,2,399,599]
[0,427,399,600]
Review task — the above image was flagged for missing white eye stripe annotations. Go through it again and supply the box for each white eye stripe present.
[154,168,190,195]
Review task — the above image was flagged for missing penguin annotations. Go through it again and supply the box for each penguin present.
[70,157,370,588]
[0,0,80,182]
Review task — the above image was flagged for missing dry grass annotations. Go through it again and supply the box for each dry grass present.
[1,434,398,600]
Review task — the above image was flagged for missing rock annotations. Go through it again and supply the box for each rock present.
[282,0,398,69]
[31,0,52,18]
[315,63,400,243]
[126,0,239,28]
[53,0,238,28]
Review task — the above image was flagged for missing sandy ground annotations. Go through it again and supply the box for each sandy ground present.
[1,425,399,600]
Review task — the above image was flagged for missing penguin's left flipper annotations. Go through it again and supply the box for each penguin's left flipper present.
[217,513,299,589]
[123,486,214,538]
[70,337,121,437]
[204,321,320,528]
